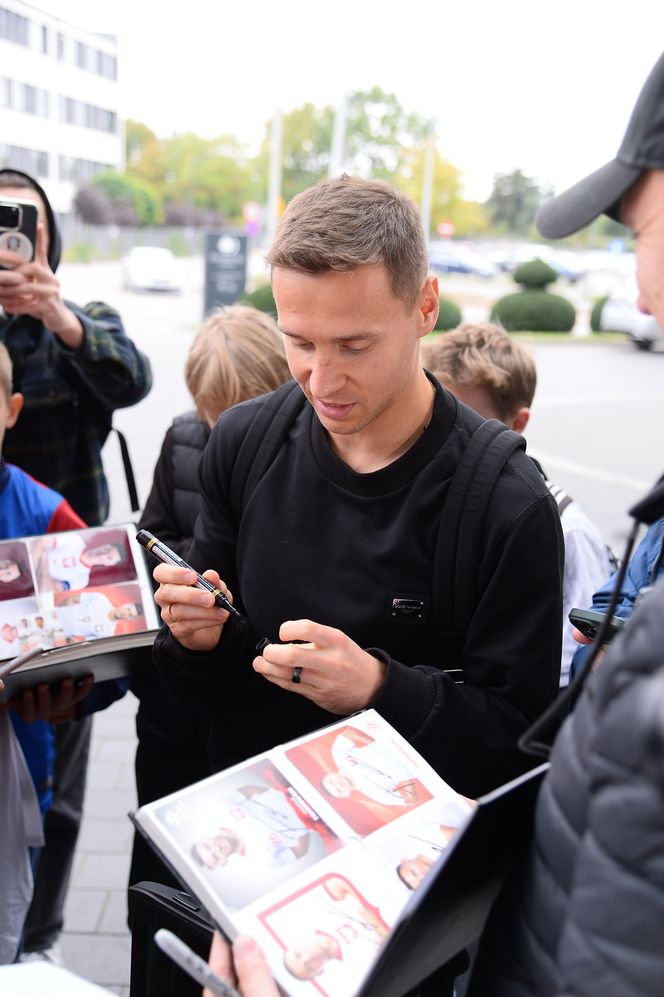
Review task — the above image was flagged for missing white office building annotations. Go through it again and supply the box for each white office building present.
[0,0,123,214]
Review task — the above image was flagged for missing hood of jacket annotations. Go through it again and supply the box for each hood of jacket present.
[0,168,61,272]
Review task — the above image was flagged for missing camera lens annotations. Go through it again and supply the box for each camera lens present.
[0,203,20,229]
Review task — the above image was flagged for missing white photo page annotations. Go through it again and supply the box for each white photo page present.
[0,523,160,699]
[131,709,476,997]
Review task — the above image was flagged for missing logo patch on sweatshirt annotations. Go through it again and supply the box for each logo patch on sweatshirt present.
[390,594,428,623]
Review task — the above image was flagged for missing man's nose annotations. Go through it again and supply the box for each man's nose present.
[309,357,345,397]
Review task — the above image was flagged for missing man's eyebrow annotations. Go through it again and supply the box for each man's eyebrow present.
[280,329,378,344]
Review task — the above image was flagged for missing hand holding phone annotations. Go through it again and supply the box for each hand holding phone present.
[568,607,625,644]
[0,197,38,267]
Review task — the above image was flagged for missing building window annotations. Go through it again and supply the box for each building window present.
[41,24,48,54]
[60,96,117,133]
[0,144,48,178]
[22,84,36,115]
[59,155,111,183]
[97,50,117,80]
[0,6,29,46]
[75,39,88,69]
[0,76,12,109]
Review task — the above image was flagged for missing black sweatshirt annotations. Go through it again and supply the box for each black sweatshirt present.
[153,380,563,798]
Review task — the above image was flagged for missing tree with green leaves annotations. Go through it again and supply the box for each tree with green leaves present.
[89,171,164,225]
[485,169,548,235]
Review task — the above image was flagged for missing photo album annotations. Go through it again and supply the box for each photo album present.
[0,523,160,701]
[131,709,478,997]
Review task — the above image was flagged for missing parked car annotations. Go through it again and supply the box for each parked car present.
[600,286,663,350]
[428,242,498,278]
[121,246,180,292]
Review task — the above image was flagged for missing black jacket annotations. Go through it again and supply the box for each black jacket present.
[154,381,564,797]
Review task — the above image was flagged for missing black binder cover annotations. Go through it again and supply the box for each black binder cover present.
[356,761,549,997]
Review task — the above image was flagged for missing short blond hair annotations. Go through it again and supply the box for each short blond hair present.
[185,306,292,424]
[422,322,537,422]
[0,343,13,399]
[266,175,428,309]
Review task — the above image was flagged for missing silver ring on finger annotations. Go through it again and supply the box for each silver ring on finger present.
[291,666,303,685]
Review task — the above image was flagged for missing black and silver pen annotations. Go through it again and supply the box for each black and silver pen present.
[136,529,241,618]
[154,928,242,997]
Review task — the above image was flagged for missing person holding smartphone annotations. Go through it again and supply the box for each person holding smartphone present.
[0,167,152,968]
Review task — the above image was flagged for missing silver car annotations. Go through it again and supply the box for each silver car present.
[600,284,663,350]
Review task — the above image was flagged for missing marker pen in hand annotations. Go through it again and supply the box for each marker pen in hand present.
[136,530,241,618]
[154,928,241,997]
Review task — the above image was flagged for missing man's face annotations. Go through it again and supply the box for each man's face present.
[84,544,121,567]
[621,170,664,329]
[322,771,354,798]
[195,833,234,868]
[274,263,437,445]
[285,933,338,979]
[0,557,20,583]
[113,604,139,620]
[398,853,435,890]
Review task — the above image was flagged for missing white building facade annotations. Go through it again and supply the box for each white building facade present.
[0,0,123,213]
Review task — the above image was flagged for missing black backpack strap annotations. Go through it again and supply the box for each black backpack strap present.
[229,380,304,518]
[113,427,140,513]
[434,419,526,635]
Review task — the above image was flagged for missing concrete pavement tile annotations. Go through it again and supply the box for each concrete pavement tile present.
[83,786,136,819]
[63,887,107,931]
[77,817,133,853]
[94,710,137,739]
[60,932,130,988]
[85,761,125,789]
[95,738,139,764]
[115,761,137,790]
[73,852,132,890]
[99,890,131,934]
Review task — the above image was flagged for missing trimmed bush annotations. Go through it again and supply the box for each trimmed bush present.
[590,295,609,332]
[512,258,559,289]
[240,282,277,316]
[490,291,575,333]
[435,297,463,331]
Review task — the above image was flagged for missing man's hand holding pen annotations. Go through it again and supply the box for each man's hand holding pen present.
[153,564,234,652]
[144,532,386,711]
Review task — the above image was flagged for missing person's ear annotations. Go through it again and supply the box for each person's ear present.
[6,392,23,429]
[509,407,530,433]
[418,276,439,336]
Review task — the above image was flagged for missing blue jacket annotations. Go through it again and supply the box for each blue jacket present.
[570,517,664,679]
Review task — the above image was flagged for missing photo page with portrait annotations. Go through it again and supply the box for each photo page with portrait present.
[131,709,476,997]
[0,522,159,700]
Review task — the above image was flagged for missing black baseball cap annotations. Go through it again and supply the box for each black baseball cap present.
[536,51,664,239]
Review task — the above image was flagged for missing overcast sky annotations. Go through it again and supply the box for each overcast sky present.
[38,0,664,200]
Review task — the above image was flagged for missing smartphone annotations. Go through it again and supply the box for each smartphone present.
[568,607,625,644]
[0,196,38,267]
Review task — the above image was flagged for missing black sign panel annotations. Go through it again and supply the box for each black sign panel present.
[203,232,248,315]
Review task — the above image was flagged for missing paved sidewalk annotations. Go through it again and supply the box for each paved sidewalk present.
[60,690,140,995]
